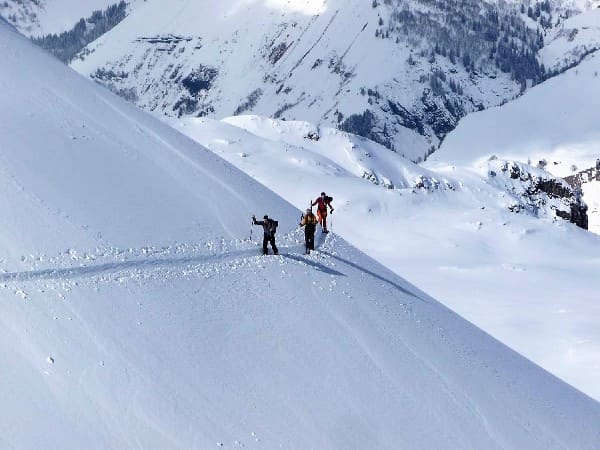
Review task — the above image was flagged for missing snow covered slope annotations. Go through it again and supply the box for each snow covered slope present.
[173,114,600,402]
[435,51,600,232]
[540,7,600,72]
[2,14,600,450]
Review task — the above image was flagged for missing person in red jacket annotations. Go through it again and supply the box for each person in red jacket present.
[312,192,334,233]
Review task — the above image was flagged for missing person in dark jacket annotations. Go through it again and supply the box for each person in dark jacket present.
[299,208,318,254]
[253,214,279,255]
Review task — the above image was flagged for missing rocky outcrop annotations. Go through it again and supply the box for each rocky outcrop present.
[564,166,600,189]
[563,165,600,230]
[490,160,589,229]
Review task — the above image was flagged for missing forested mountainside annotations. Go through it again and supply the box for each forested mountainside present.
[64,0,598,161]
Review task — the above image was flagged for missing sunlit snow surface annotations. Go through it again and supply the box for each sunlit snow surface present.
[173,111,600,402]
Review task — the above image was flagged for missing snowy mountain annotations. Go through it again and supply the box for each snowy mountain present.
[3,0,599,161]
[63,0,598,162]
[2,14,600,450]
[5,0,598,162]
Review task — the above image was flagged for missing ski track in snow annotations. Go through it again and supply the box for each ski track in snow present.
[0,231,425,301]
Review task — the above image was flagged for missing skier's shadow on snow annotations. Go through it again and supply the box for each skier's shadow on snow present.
[282,253,346,277]
[319,251,426,302]
[0,249,257,283]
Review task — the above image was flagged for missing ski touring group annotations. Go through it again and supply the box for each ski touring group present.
[252,192,334,255]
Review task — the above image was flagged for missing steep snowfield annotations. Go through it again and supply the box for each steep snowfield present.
[435,51,600,232]
[173,114,600,402]
[2,16,600,450]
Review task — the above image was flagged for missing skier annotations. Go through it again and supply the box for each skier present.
[311,192,334,233]
[299,208,318,254]
[252,214,279,255]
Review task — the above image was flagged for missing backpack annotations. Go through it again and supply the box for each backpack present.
[306,214,317,225]
[269,219,279,234]
[325,196,333,204]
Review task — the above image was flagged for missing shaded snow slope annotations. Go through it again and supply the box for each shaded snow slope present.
[2,16,600,450]
[174,115,600,402]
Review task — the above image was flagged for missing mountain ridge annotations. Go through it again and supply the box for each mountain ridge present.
[65,0,597,161]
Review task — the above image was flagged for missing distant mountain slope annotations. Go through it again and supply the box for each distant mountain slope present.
[3,0,599,163]
[0,0,123,36]
[68,0,581,161]
[2,15,600,450]
[540,7,600,71]
[7,0,597,162]
[31,1,128,63]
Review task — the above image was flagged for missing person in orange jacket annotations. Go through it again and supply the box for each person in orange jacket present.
[312,192,334,233]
